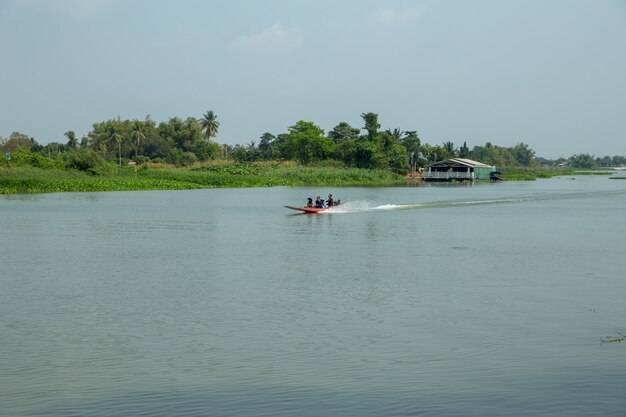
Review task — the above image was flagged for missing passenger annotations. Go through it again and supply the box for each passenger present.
[314,196,324,208]
[306,197,313,208]
[326,194,334,207]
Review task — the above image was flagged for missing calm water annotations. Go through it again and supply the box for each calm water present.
[1,175,626,416]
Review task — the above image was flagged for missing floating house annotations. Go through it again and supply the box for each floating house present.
[422,158,495,181]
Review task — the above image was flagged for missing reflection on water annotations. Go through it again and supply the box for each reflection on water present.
[1,177,626,416]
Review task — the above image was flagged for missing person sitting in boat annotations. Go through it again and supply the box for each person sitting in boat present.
[314,196,326,208]
[306,197,313,208]
[326,194,334,207]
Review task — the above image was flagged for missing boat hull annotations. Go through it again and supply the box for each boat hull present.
[284,206,329,213]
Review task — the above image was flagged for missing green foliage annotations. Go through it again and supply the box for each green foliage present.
[7,110,625,192]
[353,140,385,169]
[400,131,421,172]
[142,132,173,160]
[328,122,360,144]
[510,143,536,167]
[180,152,198,166]
[442,141,456,158]
[65,131,78,149]
[334,140,357,165]
[458,141,470,158]
[158,117,203,152]
[10,150,62,169]
[65,149,116,175]
[386,143,409,174]
[230,144,260,163]
[258,133,275,160]
[200,110,219,140]
[277,121,336,165]
[596,155,626,166]
[194,140,221,162]
[361,112,380,141]
[569,153,597,168]
[188,164,405,187]
[469,142,532,167]
[1,132,40,154]
[0,163,406,194]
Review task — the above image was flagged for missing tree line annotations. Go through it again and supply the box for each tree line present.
[2,111,623,172]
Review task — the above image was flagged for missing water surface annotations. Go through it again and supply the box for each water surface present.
[1,175,625,416]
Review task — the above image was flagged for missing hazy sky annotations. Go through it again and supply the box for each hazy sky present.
[1,0,624,158]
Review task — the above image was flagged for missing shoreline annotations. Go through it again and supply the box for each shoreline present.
[1,163,614,195]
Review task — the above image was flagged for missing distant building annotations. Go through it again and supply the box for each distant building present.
[422,158,495,181]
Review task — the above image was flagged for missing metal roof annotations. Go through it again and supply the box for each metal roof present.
[429,158,493,168]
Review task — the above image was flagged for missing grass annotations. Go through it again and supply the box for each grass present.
[2,161,620,195]
[0,163,406,194]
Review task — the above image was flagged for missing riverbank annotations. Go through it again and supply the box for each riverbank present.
[0,163,407,194]
[1,162,615,195]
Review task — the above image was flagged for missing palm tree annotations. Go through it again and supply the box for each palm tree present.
[389,128,404,142]
[111,132,123,166]
[64,130,78,149]
[200,110,219,141]
[131,123,145,159]
[442,141,456,158]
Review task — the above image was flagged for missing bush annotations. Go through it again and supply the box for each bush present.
[180,152,198,166]
[194,141,222,161]
[10,150,60,169]
[66,149,116,175]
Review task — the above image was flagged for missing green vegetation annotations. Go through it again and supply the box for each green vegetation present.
[499,167,580,181]
[0,160,405,194]
[2,109,625,194]
[500,167,616,181]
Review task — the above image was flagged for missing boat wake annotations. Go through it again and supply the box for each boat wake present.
[326,190,626,214]
[329,199,519,213]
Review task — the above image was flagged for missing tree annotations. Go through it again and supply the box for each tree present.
[200,110,219,141]
[613,155,626,166]
[569,153,597,168]
[360,112,380,141]
[469,142,523,167]
[458,141,470,158]
[277,121,335,165]
[159,117,202,152]
[353,140,386,169]
[88,118,133,161]
[112,132,123,166]
[386,128,404,142]
[400,131,421,172]
[65,130,78,149]
[130,122,145,159]
[142,134,172,160]
[421,143,446,165]
[442,141,456,158]
[258,133,275,159]
[2,132,38,153]
[328,122,360,144]
[193,140,221,162]
[386,142,409,174]
[511,142,536,167]
[597,155,613,167]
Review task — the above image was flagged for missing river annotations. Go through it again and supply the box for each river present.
[1,175,625,416]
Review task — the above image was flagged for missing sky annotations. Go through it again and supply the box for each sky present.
[0,0,625,159]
